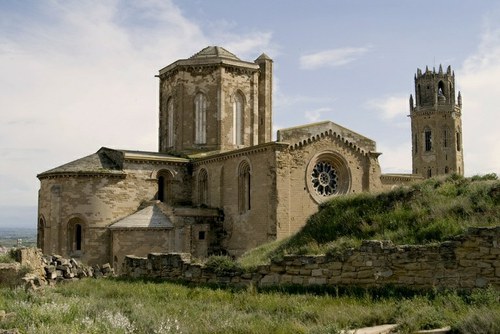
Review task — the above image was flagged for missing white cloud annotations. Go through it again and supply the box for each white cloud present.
[222,32,276,59]
[0,0,274,212]
[366,96,409,120]
[378,142,412,174]
[459,25,500,175]
[304,107,332,123]
[300,46,370,70]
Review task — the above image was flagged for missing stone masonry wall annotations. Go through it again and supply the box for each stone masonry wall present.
[275,135,382,240]
[124,227,500,290]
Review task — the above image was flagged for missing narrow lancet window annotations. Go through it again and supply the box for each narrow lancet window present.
[425,129,432,152]
[167,98,174,148]
[195,93,207,144]
[198,169,208,206]
[233,93,243,146]
[238,161,251,213]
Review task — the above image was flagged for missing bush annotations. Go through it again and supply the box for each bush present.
[204,255,241,275]
[0,251,15,263]
[256,175,500,259]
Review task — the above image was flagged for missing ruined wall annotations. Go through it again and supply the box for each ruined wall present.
[111,229,175,274]
[124,227,500,290]
[275,136,382,240]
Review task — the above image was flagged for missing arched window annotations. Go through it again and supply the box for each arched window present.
[167,98,175,148]
[427,168,432,178]
[195,93,207,144]
[424,128,432,152]
[233,92,244,146]
[37,216,45,251]
[456,131,461,151]
[157,170,173,204]
[238,161,251,213]
[438,81,445,97]
[68,217,85,255]
[445,166,449,174]
[443,128,449,148]
[198,168,208,206]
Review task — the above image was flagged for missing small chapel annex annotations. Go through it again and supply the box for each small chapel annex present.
[36,46,463,271]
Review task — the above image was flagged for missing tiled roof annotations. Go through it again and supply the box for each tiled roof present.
[190,46,240,60]
[37,151,124,178]
[109,204,174,229]
[37,147,188,179]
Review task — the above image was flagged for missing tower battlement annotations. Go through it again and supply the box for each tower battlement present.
[410,65,464,178]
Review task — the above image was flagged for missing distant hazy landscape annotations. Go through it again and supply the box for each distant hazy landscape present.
[0,227,37,249]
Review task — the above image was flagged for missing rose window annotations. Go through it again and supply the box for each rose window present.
[311,161,338,196]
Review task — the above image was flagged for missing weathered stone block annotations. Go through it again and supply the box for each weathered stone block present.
[311,269,323,277]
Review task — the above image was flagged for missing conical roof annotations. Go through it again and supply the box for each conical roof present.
[159,46,260,76]
[190,46,240,60]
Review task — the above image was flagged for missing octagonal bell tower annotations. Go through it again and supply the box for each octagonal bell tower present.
[410,65,464,178]
[157,46,273,154]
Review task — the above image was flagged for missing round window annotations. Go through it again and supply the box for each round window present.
[311,161,338,196]
[306,151,350,203]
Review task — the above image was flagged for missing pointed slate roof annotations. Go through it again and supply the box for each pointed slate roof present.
[109,204,174,229]
[190,46,240,61]
[158,45,260,76]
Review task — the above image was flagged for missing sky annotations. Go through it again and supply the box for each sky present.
[1,0,500,228]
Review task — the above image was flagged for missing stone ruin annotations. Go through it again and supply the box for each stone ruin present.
[0,248,114,290]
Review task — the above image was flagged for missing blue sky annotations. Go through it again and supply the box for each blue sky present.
[1,0,500,228]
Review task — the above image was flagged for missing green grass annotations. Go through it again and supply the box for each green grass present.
[0,249,16,263]
[1,279,499,333]
[240,174,499,264]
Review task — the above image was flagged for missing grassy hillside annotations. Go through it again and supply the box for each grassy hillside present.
[1,278,499,333]
[239,174,499,267]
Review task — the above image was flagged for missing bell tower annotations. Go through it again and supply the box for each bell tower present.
[409,65,464,178]
[157,46,273,154]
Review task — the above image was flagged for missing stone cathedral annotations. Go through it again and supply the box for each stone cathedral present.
[36,46,464,271]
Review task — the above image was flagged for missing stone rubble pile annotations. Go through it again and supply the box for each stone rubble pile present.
[41,254,114,281]
[19,250,115,290]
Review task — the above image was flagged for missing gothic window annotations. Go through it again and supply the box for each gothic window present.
[37,216,45,251]
[68,217,84,255]
[195,93,207,144]
[198,168,208,206]
[424,128,432,152]
[427,168,432,178]
[443,128,449,148]
[456,131,461,151]
[238,161,251,213]
[445,166,449,174]
[233,92,244,146]
[167,98,174,148]
[157,170,173,203]
[438,81,445,96]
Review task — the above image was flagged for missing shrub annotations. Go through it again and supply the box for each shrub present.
[259,175,500,259]
[0,252,15,263]
[204,255,241,275]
